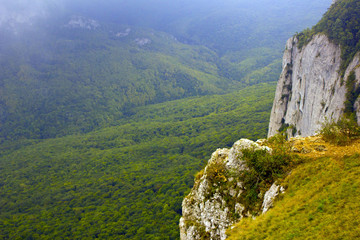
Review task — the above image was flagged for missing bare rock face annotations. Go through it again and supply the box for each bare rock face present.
[261,183,285,214]
[355,97,360,124]
[179,139,270,240]
[268,34,360,138]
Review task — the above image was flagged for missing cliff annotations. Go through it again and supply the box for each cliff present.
[179,139,285,240]
[268,0,360,138]
[268,33,360,138]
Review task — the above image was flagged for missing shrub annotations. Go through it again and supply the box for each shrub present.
[205,159,227,184]
[238,136,294,213]
[318,116,360,145]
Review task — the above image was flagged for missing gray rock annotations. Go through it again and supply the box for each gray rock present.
[179,139,271,240]
[355,97,360,124]
[268,34,360,138]
[261,183,285,214]
[314,145,327,152]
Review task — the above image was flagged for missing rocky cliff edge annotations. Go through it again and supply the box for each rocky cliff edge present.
[268,34,360,138]
[179,139,282,240]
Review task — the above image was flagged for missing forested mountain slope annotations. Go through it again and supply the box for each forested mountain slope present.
[0,18,232,140]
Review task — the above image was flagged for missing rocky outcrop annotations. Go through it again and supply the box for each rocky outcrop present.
[261,183,285,214]
[179,139,272,240]
[268,34,360,138]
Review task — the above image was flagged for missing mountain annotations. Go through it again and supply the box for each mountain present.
[180,0,360,239]
[0,0,331,239]
[268,0,360,137]
[0,17,232,140]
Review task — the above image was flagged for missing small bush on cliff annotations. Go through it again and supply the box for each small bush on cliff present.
[239,135,295,213]
[319,116,360,145]
[206,160,228,184]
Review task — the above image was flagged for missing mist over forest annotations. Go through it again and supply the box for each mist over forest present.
[1,0,329,51]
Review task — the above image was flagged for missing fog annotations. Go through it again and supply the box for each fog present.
[0,0,331,28]
[0,0,331,53]
[0,0,59,26]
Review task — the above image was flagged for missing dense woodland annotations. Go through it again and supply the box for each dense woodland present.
[0,84,274,239]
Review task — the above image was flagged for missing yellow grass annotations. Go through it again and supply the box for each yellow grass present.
[227,137,360,240]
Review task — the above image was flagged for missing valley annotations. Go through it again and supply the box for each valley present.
[0,0,332,239]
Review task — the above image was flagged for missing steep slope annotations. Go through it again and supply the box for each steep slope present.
[268,0,360,137]
[0,17,231,140]
[227,137,360,239]
[179,134,297,240]
[179,139,272,240]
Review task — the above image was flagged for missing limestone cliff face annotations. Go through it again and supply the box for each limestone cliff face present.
[179,139,274,240]
[268,34,360,137]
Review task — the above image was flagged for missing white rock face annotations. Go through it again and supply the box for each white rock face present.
[268,34,360,138]
[261,183,285,214]
[134,38,151,46]
[179,139,270,240]
[66,16,100,30]
[355,97,360,124]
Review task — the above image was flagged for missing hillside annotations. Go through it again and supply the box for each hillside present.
[180,118,360,239]
[227,136,360,239]
[0,18,234,140]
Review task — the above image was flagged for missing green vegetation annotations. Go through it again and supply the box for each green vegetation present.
[0,83,275,239]
[318,116,360,145]
[0,25,227,140]
[238,135,298,213]
[227,151,360,240]
[296,0,360,77]
[345,71,360,115]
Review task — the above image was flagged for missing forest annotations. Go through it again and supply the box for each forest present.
[0,84,275,239]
